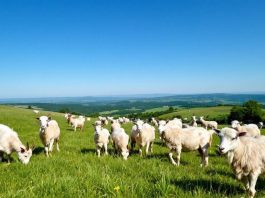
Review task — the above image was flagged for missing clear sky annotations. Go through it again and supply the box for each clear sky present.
[0,0,264,98]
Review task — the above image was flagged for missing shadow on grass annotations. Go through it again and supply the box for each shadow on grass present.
[171,178,243,196]
[33,147,44,155]
[206,169,234,178]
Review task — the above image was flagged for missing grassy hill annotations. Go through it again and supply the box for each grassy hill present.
[0,105,265,197]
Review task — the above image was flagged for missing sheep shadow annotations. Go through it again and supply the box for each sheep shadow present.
[80,148,96,154]
[33,147,44,155]
[171,178,243,196]
[206,169,234,178]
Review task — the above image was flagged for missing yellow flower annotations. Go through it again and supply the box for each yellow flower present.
[114,186,120,192]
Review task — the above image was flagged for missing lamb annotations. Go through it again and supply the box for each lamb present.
[37,116,60,157]
[134,122,155,156]
[191,116,198,127]
[161,126,211,167]
[70,116,86,132]
[0,124,34,164]
[199,116,218,130]
[150,117,158,127]
[131,120,144,150]
[93,124,110,157]
[231,120,260,137]
[215,127,265,198]
[258,122,263,129]
[111,124,129,160]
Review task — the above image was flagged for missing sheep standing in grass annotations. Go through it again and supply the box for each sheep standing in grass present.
[134,122,155,156]
[215,127,265,198]
[150,117,158,127]
[0,124,33,164]
[93,124,110,157]
[111,124,129,160]
[191,116,198,127]
[199,116,218,130]
[158,119,182,139]
[37,116,60,157]
[131,120,144,151]
[162,126,211,167]
[231,120,260,137]
[70,116,86,132]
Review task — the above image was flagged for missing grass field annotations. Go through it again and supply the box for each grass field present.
[0,105,265,197]
[159,106,232,120]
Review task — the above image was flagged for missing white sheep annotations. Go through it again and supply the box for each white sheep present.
[37,116,60,157]
[158,118,182,138]
[131,120,144,150]
[258,122,263,129]
[33,110,39,114]
[151,117,158,127]
[162,126,212,167]
[231,120,260,137]
[86,117,91,121]
[215,127,265,198]
[111,124,129,160]
[0,124,34,164]
[93,124,110,157]
[134,122,155,156]
[199,116,218,130]
[191,116,198,127]
[70,116,86,132]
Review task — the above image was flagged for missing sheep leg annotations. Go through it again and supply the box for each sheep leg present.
[169,152,177,166]
[176,146,182,166]
[139,146,143,157]
[242,176,250,191]
[248,173,259,198]
[44,145,49,157]
[131,141,135,151]
[49,139,54,152]
[96,146,101,157]
[150,142,154,153]
[56,139,60,152]
[7,155,11,164]
[145,142,150,155]
[104,143,108,155]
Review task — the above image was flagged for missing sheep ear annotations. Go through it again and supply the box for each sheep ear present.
[48,117,51,121]
[238,132,247,137]
[26,142,30,150]
[20,147,26,153]
[36,117,40,120]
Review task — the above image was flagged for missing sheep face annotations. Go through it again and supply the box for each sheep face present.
[122,150,129,160]
[231,120,240,128]
[37,116,51,129]
[94,125,102,134]
[216,128,245,154]
[18,147,33,165]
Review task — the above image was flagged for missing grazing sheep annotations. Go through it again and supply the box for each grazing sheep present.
[0,124,34,164]
[111,124,129,160]
[199,116,218,130]
[86,117,91,121]
[134,122,155,156]
[37,116,60,157]
[93,124,110,157]
[158,119,182,138]
[162,127,211,167]
[231,120,260,137]
[215,127,265,198]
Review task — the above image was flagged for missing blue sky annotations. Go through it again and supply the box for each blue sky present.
[0,0,264,98]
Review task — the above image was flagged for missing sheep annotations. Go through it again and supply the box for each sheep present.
[161,126,211,167]
[69,116,86,132]
[37,116,60,157]
[158,118,182,138]
[33,110,39,114]
[215,127,265,198]
[111,124,129,160]
[0,124,34,164]
[93,124,110,157]
[191,116,198,127]
[111,120,121,133]
[199,116,218,130]
[231,120,260,137]
[134,122,155,156]
[123,117,130,123]
[86,117,91,121]
[150,117,158,127]
[131,120,144,151]
[95,120,102,126]
[258,122,263,129]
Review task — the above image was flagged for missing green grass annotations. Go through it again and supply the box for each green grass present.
[159,106,232,120]
[1,105,265,197]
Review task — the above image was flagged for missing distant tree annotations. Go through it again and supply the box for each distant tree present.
[27,105,32,109]
[59,108,70,113]
[168,106,174,112]
[228,100,264,124]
